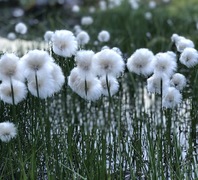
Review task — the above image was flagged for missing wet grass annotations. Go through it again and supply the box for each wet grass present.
[0,0,198,179]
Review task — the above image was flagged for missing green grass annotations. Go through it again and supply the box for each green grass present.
[0,0,198,179]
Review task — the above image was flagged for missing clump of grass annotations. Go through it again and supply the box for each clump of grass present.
[0,0,198,179]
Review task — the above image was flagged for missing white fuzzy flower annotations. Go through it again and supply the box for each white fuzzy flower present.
[92,49,125,77]
[100,75,119,96]
[68,67,82,92]
[7,32,16,40]
[171,33,185,43]
[176,38,194,52]
[129,0,139,9]
[149,1,156,9]
[78,77,102,101]
[99,1,107,11]
[81,16,93,26]
[101,46,110,51]
[50,63,65,93]
[72,5,80,13]
[170,73,186,91]
[0,122,17,142]
[162,87,182,109]
[12,8,24,17]
[27,75,55,99]
[112,47,122,56]
[75,50,95,77]
[52,30,78,57]
[76,31,90,45]
[179,47,198,68]
[144,12,152,20]
[108,0,121,8]
[73,25,82,35]
[171,34,194,52]
[68,67,102,101]
[0,80,27,104]
[0,53,24,81]
[166,51,177,61]
[20,49,53,79]
[89,6,96,13]
[154,52,177,78]
[127,48,155,76]
[98,30,110,42]
[44,31,54,42]
[147,74,169,94]
[15,22,27,34]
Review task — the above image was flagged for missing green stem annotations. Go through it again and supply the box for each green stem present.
[85,79,88,97]
[106,74,112,104]
[35,71,40,98]
[10,77,15,106]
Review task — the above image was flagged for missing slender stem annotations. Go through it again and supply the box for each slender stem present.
[35,71,40,98]
[10,77,17,123]
[10,77,15,106]
[85,78,88,96]
[106,74,112,104]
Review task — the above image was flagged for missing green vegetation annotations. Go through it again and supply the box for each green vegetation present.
[0,0,198,179]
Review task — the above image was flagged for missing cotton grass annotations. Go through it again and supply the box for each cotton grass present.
[0,122,17,142]
[0,80,27,104]
[15,22,27,34]
[127,48,155,76]
[0,53,23,81]
[92,49,125,77]
[52,30,78,58]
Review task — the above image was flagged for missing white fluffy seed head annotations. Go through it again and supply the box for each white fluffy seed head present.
[0,80,27,104]
[170,73,186,91]
[76,31,90,45]
[147,74,170,94]
[99,1,107,11]
[73,25,82,35]
[0,122,17,142]
[72,5,80,13]
[81,16,93,26]
[171,34,195,52]
[20,49,53,79]
[52,30,78,57]
[171,33,182,43]
[100,75,119,96]
[162,87,182,109]
[154,52,177,78]
[127,48,155,76]
[50,62,65,93]
[98,30,110,42]
[92,49,125,77]
[44,31,54,42]
[27,75,55,99]
[149,1,156,9]
[75,50,95,77]
[112,47,122,56]
[15,22,27,34]
[7,32,16,40]
[144,12,152,20]
[176,38,195,52]
[68,67,102,101]
[0,53,24,81]
[179,47,198,68]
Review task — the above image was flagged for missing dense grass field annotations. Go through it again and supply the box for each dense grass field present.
[0,0,198,179]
